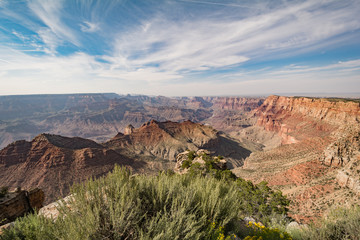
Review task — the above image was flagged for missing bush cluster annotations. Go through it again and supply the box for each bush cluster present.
[182,152,237,181]
[1,166,290,240]
[244,221,292,240]
[290,205,360,240]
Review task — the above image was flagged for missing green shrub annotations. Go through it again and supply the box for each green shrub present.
[181,159,192,169]
[235,179,290,223]
[187,150,196,160]
[1,167,243,239]
[244,221,292,240]
[1,166,291,240]
[290,205,360,240]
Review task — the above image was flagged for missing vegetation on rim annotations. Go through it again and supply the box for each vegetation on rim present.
[1,166,290,239]
[2,165,360,239]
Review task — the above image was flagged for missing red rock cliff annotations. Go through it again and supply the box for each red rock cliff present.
[255,96,360,144]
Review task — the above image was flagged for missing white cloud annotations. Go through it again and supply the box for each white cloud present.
[0,0,359,96]
[109,0,360,77]
[36,28,62,54]
[0,43,358,96]
[80,21,100,33]
[28,0,79,50]
[12,30,28,41]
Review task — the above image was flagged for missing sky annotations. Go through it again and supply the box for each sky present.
[0,0,359,96]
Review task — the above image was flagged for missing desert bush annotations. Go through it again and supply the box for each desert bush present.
[181,159,192,169]
[187,156,237,181]
[290,205,360,240]
[187,150,196,160]
[1,166,290,240]
[1,166,242,239]
[244,221,292,240]
[235,179,290,224]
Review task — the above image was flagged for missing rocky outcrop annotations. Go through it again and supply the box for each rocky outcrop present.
[38,194,74,220]
[0,188,44,225]
[336,168,360,195]
[327,125,360,194]
[321,125,360,167]
[174,149,228,174]
[124,124,135,135]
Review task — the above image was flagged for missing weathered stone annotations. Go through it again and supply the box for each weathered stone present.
[124,124,135,135]
[38,194,74,220]
[0,222,14,234]
[0,189,44,226]
[336,170,349,187]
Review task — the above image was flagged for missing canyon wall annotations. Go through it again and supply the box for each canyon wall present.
[203,97,264,111]
[254,96,360,144]
[256,96,360,128]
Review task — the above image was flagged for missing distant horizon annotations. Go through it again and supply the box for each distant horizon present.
[1,0,360,96]
[0,92,360,99]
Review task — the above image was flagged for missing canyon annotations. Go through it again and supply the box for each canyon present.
[0,120,250,204]
[0,94,359,224]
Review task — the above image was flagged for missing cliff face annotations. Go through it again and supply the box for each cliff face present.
[254,96,360,144]
[256,96,360,128]
[203,97,264,111]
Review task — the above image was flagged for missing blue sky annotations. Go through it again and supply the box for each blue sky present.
[0,0,359,96]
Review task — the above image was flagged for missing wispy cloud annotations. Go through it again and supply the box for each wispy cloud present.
[178,0,262,9]
[0,0,359,96]
[28,0,79,52]
[80,21,100,33]
[109,0,360,76]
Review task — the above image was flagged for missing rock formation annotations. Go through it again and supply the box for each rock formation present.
[0,134,135,204]
[105,120,251,168]
[0,120,252,205]
[124,124,135,135]
[0,188,44,225]
[174,149,227,174]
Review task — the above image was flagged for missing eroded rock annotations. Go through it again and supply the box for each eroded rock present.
[0,188,44,225]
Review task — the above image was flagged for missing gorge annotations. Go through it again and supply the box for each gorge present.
[0,93,359,224]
